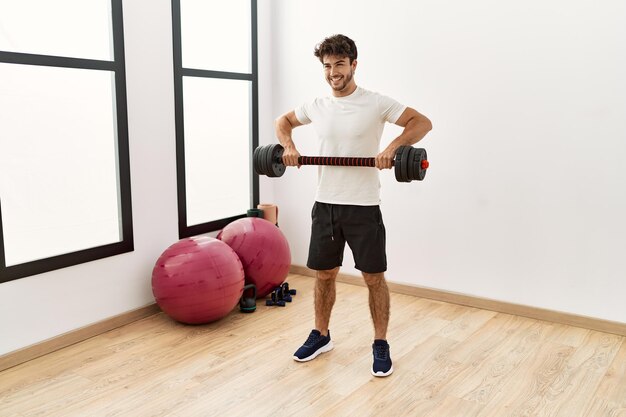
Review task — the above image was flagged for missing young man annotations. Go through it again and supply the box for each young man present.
[275,34,432,377]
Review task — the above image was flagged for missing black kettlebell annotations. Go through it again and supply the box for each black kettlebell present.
[239,284,257,313]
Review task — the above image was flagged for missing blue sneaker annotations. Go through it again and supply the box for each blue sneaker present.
[293,330,333,362]
[372,339,393,377]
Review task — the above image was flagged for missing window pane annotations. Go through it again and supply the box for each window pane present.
[180,0,251,73]
[0,63,121,266]
[183,76,251,226]
[0,0,113,60]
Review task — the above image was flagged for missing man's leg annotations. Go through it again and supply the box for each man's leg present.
[363,271,393,376]
[362,272,390,340]
[295,202,341,362]
[292,267,338,362]
[315,267,339,336]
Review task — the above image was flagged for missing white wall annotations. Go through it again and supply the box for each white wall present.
[0,1,274,356]
[0,0,176,355]
[268,0,626,322]
[1,0,623,356]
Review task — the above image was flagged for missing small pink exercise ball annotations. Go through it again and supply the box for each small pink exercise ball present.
[218,217,291,298]
[152,236,245,324]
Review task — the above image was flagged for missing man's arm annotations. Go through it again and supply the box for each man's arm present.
[274,110,303,167]
[376,107,433,169]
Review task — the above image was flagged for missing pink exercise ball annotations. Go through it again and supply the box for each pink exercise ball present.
[151,236,245,324]
[217,217,291,298]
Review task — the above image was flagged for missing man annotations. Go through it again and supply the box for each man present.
[274,34,432,377]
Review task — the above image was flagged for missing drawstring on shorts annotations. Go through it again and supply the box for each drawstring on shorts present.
[329,205,334,241]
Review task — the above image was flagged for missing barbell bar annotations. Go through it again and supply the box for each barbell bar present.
[253,143,429,182]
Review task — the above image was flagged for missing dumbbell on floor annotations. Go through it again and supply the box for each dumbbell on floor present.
[265,282,296,307]
[266,289,286,307]
[281,282,296,299]
[253,143,429,182]
[266,298,286,307]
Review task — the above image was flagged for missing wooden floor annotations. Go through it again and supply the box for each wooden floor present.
[1,274,625,417]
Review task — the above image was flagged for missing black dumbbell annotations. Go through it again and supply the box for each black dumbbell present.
[265,282,297,307]
[266,299,286,307]
[282,282,297,297]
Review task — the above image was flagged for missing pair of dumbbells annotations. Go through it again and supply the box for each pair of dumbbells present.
[266,282,297,307]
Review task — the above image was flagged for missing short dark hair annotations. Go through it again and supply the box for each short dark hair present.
[314,34,358,64]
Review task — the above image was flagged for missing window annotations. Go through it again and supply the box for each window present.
[172,0,259,237]
[0,0,133,283]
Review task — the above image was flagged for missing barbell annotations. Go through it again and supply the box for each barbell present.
[253,143,429,182]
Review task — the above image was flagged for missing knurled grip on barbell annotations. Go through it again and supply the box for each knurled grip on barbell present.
[298,156,377,167]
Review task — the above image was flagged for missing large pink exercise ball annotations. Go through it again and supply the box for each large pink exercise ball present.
[151,236,245,324]
[217,217,291,298]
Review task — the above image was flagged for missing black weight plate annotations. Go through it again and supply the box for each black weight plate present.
[260,144,270,177]
[258,145,268,176]
[403,147,411,181]
[266,144,279,177]
[266,144,276,177]
[261,145,272,177]
[270,144,286,177]
[258,145,268,177]
[253,146,263,176]
[400,145,411,182]
[277,146,287,177]
[256,145,265,176]
[412,147,421,181]
[394,147,404,182]
[416,148,428,181]
[407,146,416,181]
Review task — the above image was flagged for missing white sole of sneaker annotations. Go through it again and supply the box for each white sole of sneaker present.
[371,365,394,377]
[293,340,334,362]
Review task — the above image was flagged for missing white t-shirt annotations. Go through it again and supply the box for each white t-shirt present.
[294,86,406,205]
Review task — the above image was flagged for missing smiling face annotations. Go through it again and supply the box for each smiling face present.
[322,55,357,97]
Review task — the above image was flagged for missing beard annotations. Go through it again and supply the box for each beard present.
[327,69,354,92]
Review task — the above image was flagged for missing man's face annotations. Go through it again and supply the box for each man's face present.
[322,55,357,93]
